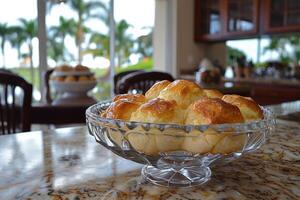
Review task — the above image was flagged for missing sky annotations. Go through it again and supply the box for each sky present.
[0,0,155,68]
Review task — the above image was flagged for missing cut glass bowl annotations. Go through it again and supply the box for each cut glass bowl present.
[86,101,276,187]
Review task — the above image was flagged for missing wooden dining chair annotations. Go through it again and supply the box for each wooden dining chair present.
[114,70,144,94]
[43,68,55,104]
[117,71,174,94]
[0,71,33,134]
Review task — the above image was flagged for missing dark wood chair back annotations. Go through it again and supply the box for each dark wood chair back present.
[0,72,32,134]
[117,71,174,94]
[114,70,144,94]
[44,68,54,104]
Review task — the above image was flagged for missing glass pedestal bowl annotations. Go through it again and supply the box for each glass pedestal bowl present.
[86,101,276,187]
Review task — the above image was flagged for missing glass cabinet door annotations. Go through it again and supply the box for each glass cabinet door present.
[227,0,256,33]
[269,0,300,28]
[286,0,300,26]
[199,0,222,35]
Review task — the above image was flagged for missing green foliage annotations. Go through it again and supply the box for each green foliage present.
[10,67,40,88]
[135,28,153,58]
[85,32,110,58]
[48,17,77,62]
[226,46,246,65]
[0,23,15,67]
[65,0,109,63]
[263,34,300,64]
[115,20,134,66]
[116,58,153,73]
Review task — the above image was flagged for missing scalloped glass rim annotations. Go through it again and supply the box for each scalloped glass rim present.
[86,100,276,135]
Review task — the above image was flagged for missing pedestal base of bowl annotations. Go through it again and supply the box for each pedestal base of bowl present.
[141,153,212,188]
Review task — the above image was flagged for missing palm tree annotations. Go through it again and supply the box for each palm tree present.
[67,0,109,63]
[9,26,26,61]
[18,18,37,83]
[47,38,65,62]
[136,28,153,59]
[86,20,134,67]
[115,20,134,67]
[86,32,110,58]
[49,16,77,61]
[0,23,13,68]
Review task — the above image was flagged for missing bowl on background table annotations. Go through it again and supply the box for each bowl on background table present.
[50,70,97,106]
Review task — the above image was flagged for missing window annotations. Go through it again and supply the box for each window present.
[0,0,155,102]
[0,0,40,101]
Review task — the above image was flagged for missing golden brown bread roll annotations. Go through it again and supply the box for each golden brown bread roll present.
[145,80,171,100]
[183,98,246,154]
[65,76,77,82]
[181,129,215,154]
[54,76,65,82]
[185,97,244,125]
[222,94,263,121]
[130,98,184,124]
[211,133,246,154]
[204,89,223,98]
[129,98,185,155]
[158,80,205,108]
[75,64,90,71]
[126,130,158,155]
[112,94,146,104]
[78,76,90,82]
[103,100,141,121]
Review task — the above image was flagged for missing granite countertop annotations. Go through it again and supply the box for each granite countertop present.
[180,74,300,87]
[1,102,300,199]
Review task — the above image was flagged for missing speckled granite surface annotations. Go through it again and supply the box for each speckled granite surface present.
[0,102,300,199]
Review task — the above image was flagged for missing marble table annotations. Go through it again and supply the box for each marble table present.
[1,102,300,199]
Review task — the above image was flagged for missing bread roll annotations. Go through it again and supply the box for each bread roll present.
[204,89,223,98]
[145,80,171,100]
[181,129,214,154]
[130,98,185,154]
[103,99,143,149]
[130,98,184,124]
[78,76,89,82]
[183,97,245,154]
[75,64,89,71]
[65,76,77,82]
[112,94,146,104]
[104,100,141,121]
[185,97,244,125]
[54,76,65,82]
[211,133,246,154]
[158,80,205,108]
[222,95,263,121]
[126,129,158,155]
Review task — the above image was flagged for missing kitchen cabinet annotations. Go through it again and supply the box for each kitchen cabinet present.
[194,0,259,41]
[264,0,300,34]
[195,0,300,41]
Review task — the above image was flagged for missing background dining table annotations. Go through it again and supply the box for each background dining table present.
[0,101,300,199]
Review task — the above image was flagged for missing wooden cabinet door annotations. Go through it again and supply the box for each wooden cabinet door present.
[224,0,259,37]
[194,0,225,41]
[264,0,300,33]
[194,0,259,42]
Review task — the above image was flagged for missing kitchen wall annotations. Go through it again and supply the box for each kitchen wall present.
[153,0,226,76]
